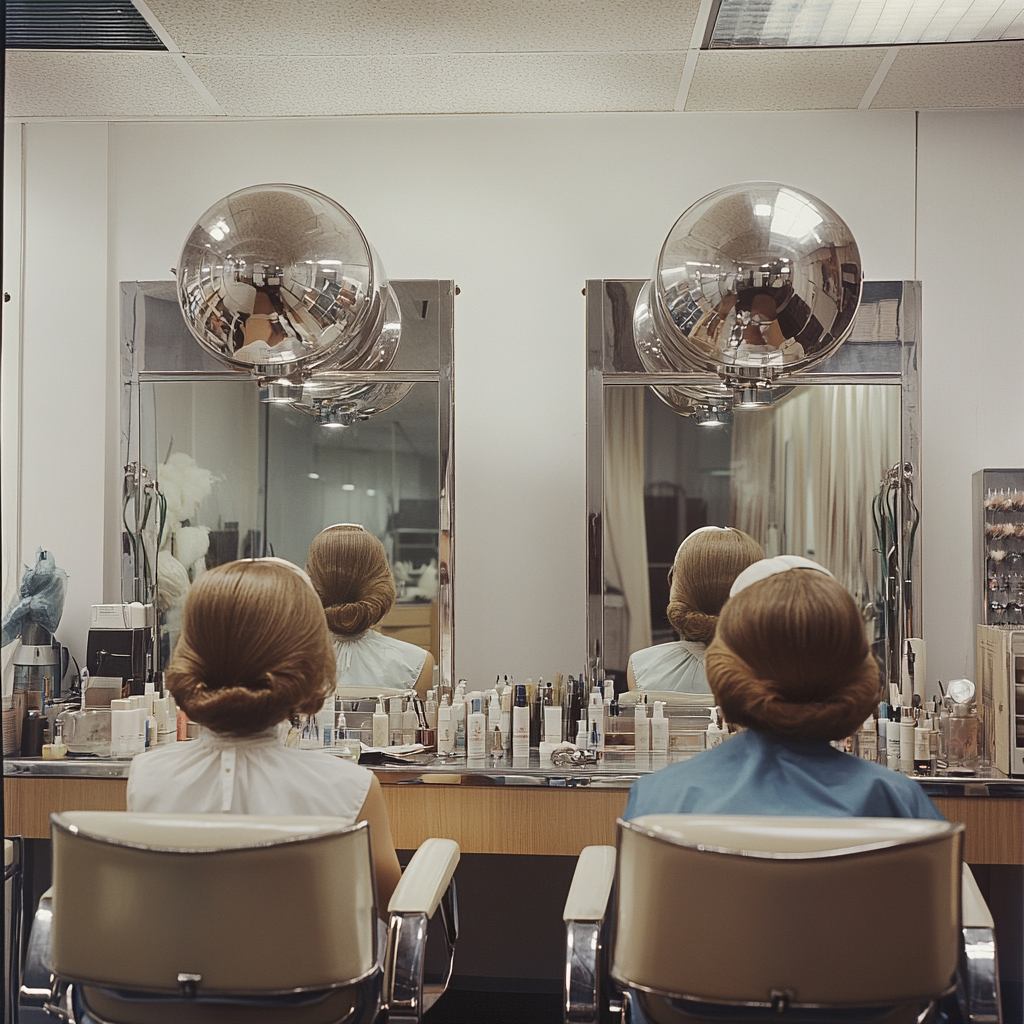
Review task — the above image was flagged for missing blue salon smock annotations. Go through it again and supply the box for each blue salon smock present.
[624,729,944,821]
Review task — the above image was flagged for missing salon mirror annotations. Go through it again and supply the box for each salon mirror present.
[588,279,920,692]
[120,279,454,683]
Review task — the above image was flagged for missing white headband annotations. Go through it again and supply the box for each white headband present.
[729,555,834,598]
[675,525,731,558]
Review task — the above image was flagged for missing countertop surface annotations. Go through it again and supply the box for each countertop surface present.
[5,749,1023,796]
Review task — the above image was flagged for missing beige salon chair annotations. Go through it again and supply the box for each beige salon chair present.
[564,815,1001,1024]
[22,811,459,1024]
[617,691,715,708]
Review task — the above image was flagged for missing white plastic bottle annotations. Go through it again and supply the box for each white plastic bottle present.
[437,698,455,755]
[467,697,486,757]
[634,702,650,752]
[453,683,467,751]
[403,704,418,745]
[512,685,530,758]
[389,697,404,746]
[543,705,563,745]
[488,693,502,739]
[650,701,669,752]
[372,699,390,748]
[425,690,439,730]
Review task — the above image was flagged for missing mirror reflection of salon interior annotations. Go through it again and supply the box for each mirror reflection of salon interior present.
[3,10,1023,1022]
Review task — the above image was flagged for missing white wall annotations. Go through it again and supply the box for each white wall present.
[6,109,1020,687]
[917,109,1024,684]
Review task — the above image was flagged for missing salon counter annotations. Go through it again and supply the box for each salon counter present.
[5,752,1024,863]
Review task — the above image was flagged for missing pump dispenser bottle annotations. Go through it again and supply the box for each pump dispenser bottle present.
[512,684,530,758]
[651,701,669,752]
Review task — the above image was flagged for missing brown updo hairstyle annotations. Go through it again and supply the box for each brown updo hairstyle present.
[165,560,335,736]
[705,569,879,741]
[306,525,396,637]
[666,528,765,644]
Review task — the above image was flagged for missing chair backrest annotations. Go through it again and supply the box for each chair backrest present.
[612,814,963,1007]
[50,811,377,996]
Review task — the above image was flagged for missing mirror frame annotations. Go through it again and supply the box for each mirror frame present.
[119,279,456,689]
[586,279,921,692]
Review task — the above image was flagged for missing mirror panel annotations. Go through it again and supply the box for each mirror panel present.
[121,280,454,681]
[589,279,921,692]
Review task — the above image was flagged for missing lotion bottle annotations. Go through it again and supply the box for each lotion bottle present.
[425,691,438,730]
[544,705,563,744]
[588,691,604,751]
[403,704,418,745]
[634,702,650,752]
[372,700,390,748]
[512,684,530,758]
[467,697,486,757]
[437,698,455,754]
[899,706,915,774]
[388,697,403,746]
[651,701,669,753]
[886,706,901,770]
[453,683,467,751]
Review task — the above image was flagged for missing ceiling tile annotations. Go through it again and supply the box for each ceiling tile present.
[145,0,700,55]
[685,48,887,111]
[4,50,211,118]
[187,52,689,115]
[870,41,1024,108]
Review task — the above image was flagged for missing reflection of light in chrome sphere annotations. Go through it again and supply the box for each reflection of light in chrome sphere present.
[176,184,400,381]
[300,377,413,429]
[634,182,862,383]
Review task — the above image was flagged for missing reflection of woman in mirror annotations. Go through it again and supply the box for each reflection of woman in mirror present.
[625,557,942,821]
[307,524,434,699]
[128,558,402,911]
[628,527,763,694]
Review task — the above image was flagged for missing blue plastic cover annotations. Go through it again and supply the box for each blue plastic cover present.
[1,548,68,646]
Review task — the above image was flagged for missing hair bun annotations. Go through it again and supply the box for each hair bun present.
[666,603,718,645]
[326,599,386,637]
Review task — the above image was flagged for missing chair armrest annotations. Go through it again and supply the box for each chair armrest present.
[20,888,56,1010]
[388,838,460,918]
[962,864,994,929]
[564,846,616,922]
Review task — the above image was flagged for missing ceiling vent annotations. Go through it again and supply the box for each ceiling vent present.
[6,1,166,50]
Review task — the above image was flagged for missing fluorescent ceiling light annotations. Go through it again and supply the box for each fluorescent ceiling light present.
[342,483,355,491]
[709,0,1024,48]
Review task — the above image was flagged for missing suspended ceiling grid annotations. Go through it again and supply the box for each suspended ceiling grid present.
[5,0,1023,118]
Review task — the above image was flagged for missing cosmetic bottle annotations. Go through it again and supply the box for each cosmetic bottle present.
[491,725,504,760]
[110,698,135,759]
[914,715,931,774]
[577,713,589,750]
[425,691,438,730]
[544,704,563,745]
[899,706,916,774]
[488,692,501,739]
[930,716,943,773]
[372,700,390,748]
[316,699,335,747]
[388,697,403,746]
[403,704,418,745]
[588,692,604,751]
[467,697,486,757]
[437,698,455,754]
[512,684,530,758]
[500,687,512,753]
[886,706,901,770]
[634,702,650,752]
[857,716,877,761]
[705,708,728,749]
[650,701,669,753]
[453,684,467,751]
[604,680,614,704]
[335,712,361,762]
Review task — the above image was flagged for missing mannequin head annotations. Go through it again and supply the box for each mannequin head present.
[165,559,334,735]
[666,527,764,644]
[705,566,879,741]
[306,524,397,637]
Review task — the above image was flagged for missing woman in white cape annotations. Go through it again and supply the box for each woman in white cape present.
[307,524,434,699]
[627,526,763,694]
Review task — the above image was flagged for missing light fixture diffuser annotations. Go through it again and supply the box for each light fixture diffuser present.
[709,0,1024,48]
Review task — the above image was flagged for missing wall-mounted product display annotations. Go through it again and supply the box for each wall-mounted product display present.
[973,468,1024,629]
[977,625,1024,777]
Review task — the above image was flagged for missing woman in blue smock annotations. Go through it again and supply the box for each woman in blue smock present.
[625,556,943,822]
